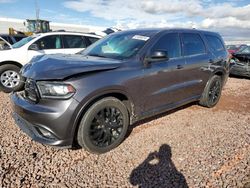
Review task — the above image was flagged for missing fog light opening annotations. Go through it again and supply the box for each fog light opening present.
[36,127,56,140]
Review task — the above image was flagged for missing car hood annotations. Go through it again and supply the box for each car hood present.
[21,54,122,80]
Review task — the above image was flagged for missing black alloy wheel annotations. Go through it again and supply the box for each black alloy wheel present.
[89,106,124,147]
[199,75,222,108]
[208,79,221,105]
[77,97,129,154]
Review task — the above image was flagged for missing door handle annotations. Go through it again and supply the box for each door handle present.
[176,65,183,69]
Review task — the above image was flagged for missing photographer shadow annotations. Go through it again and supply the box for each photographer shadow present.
[130,144,188,188]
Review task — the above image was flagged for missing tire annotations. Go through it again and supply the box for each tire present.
[199,75,222,108]
[0,64,24,93]
[77,97,129,154]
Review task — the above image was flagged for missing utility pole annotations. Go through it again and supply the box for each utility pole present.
[35,0,40,32]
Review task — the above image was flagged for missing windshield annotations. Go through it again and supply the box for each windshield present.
[81,32,150,60]
[241,46,250,54]
[12,36,36,49]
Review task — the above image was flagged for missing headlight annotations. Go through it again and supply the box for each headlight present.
[37,81,75,99]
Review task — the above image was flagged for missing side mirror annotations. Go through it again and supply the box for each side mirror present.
[144,50,168,65]
[28,43,39,51]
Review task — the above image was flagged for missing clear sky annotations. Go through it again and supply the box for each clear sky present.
[0,0,250,42]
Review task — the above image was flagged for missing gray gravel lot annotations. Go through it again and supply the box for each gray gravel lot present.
[0,77,249,188]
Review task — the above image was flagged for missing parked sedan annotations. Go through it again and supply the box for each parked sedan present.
[230,46,250,77]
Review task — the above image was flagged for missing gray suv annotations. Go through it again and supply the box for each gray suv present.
[11,28,229,154]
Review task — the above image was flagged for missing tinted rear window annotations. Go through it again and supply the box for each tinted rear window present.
[182,33,206,56]
[62,35,87,48]
[205,35,225,52]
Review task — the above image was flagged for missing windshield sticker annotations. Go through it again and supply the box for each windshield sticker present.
[132,35,150,41]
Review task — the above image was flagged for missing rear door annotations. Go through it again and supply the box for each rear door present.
[179,32,212,99]
[62,35,88,54]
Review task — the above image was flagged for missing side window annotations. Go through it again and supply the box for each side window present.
[205,35,225,52]
[34,35,62,50]
[86,36,99,45]
[62,35,87,48]
[182,33,206,56]
[151,33,181,59]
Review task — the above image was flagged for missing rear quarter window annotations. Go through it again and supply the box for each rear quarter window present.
[205,34,225,52]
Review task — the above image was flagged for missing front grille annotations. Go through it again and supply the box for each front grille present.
[24,79,38,102]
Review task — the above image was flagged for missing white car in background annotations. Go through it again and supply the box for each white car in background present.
[0,32,101,92]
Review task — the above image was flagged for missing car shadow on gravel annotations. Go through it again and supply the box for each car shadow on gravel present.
[129,144,188,188]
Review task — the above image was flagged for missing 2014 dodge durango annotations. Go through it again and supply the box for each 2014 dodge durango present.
[11,28,229,154]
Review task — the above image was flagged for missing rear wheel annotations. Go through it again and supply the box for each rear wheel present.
[77,97,129,154]
[0,64,24,93]
[199,75,222,108]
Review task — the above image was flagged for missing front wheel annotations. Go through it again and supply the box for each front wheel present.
[199,75,222,108]
[77,97,129,154]
[0,64,24,93]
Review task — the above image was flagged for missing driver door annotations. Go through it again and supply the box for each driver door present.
[142,32,187,115]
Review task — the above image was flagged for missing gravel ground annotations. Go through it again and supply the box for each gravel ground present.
[0,77,249,188]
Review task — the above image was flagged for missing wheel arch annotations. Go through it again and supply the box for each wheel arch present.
[213,68,228,86]
[0,61,23,68]
[71,90,135,146]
